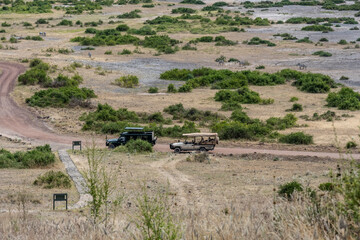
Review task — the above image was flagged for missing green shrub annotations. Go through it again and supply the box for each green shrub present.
[33,170,71,189]
[36,18,48,24]
[278,181,303,199]
[117,10,141,18]
[287,103,303,112]
[180,0,205,4]
[124,139,153,153]
[296,37,313,43]
[116,24,130,31]
[266,114,297,130]
[290,97,299,102]
[338,39,347,45]
[326,87,360,110]
[318,182,335,191]
[141,35,180,53]
[214,87,262,104]
[167,84,177,93]
[230,109,251,123]
[26,87,96,108]
[119,49,132,55]
[164,103,222,122]
[178,84,192,92]
[104,50,112,55]
[346,141,357,149]
[113,75,139,88]
[245,37,276,46]
[220,101,242,111]
[279,132,313,144]
[57,19,73,26]
[301,25,333,31]
[171,7,196,14]
[128,26,156,35]
[319,37,329,42]
[0,145,55,168]
[148,87,158,93]
[142,4,154,7]
[340,76,349,80]
[312,51,332,57]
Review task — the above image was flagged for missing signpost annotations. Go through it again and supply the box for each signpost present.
[53,193,68,210]
[72,141,82,151]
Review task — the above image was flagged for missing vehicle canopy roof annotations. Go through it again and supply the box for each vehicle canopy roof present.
[182,133,218,137]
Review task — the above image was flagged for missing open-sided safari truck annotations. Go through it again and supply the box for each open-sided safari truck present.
[169,133,219,153]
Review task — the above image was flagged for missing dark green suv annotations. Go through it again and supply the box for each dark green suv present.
[106,127,157,148]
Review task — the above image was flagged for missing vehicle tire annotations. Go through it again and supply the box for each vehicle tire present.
[174,148,181,153]
[200,147,207,152]
[108,144,115,149]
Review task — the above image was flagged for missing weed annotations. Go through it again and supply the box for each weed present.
[113,75,139,88]
[33,171,71,189]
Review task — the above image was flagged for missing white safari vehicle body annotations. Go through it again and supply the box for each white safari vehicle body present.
[169,133,219,153]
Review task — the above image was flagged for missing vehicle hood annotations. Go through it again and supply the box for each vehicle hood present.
[170,142,184,146]
[106,138,118,143]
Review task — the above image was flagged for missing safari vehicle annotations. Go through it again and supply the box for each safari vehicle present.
[169,133,219,153]
[106,127,157,149]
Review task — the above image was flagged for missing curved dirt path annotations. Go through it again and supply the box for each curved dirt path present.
[149,155,202,207]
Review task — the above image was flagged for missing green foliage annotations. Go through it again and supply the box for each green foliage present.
[266,114,297,130]
[18,59,50,85]
[338,39,347,45]
[278,181,303,200]
[142,3,154,7]
[113,75,139,88]
[135,187,180,240]
[26,87,96,108]
[148,87,158,93]
[128,26,156,35]
[141,35,180,53]
[287,103,303,112]
[153,121,199,137]
[33,171,71,189]
[116,24,130,31]
[273,33,297,40]
[171,7,196,14]
[24,36,43,41]
[301,25,334,32]
[164,103,222,122]
[180,0,205,4]
[123,139,153,153]
[318,182,335,191]
[105,50,112,55]
[0,145,55,169]
[58,19,73,26]
[326,87,360,110]
[346,141,357,149]
[0,0,52,13]
[296,37,313,43]
[279,132,313,144]
[167,84,177,93]
[214,87,263,104]
[119,49,132,55]
[245,37,276,46]
[290,96,298,102]
[312,51,332,57]
[117,10,141,18]
[319,37,329,42]
[36,18,48,24]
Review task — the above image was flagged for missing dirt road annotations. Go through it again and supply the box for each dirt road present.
[1,61,359,159]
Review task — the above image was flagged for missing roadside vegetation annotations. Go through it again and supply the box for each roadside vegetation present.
[0,145,55,168]
[33,170,72,189]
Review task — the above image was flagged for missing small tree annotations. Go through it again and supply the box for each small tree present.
[83,142,117,225]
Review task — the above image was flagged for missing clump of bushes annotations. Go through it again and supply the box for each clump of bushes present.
[301,25,334,32]
[287,103,303,112]
[278,181,303,200]
[215,87,272,105]
[171,7,196,14]
[120,139,153,153]
[26,87,96,108]
[326,87,360,110]
[113,75,139,88]
[266,114,297,130]
[346,141,357,149]
[312,51,332,57]
[244,37,276,46]
[117,10,141,18]
[164,103,223,122]
[167,84,177,93]
[33,171,71,189]
[0,145,55,168]
[279,132,313,145]
[18,59,50,85]
[148,87,158,93]
[338,39,347,45]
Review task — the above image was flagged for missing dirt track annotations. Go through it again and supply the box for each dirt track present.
[0,61,359,159]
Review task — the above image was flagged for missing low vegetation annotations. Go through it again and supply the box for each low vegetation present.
[279,132,313,145]
[33,171,71,189]
[0,145,55,168]
[115,139,153,153]
[326,87,360,110]
[113,75,139,88]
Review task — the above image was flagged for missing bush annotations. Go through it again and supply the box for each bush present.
[164,103,222,122]
[0,145,55,168]
[319,37,329,42]
[148,87,158,93]
[301,25,333,32]
[278,181,303,200]
[214,87,262,104]
[116,24,130,31]
[338,39,347,45]
[167,84,177,93]
[318,182,335,191]
[33,171,71,189]
[26,87,96,108]
[117,10,141,18]
[346,141,357,149]
[279,132,313,145]
[113,75,139,88]
[290,97,298,102]
[171,7,196,14]
[124,139,153,153]
[312,51,332,57]
[326,87,360,110]
[245,37,276,46]
[266,114,297,130]
[104,50,112,55]
[287,103,303,112]
[57,19,73,26]
[180,0,205,4]
[119,49,131,55]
